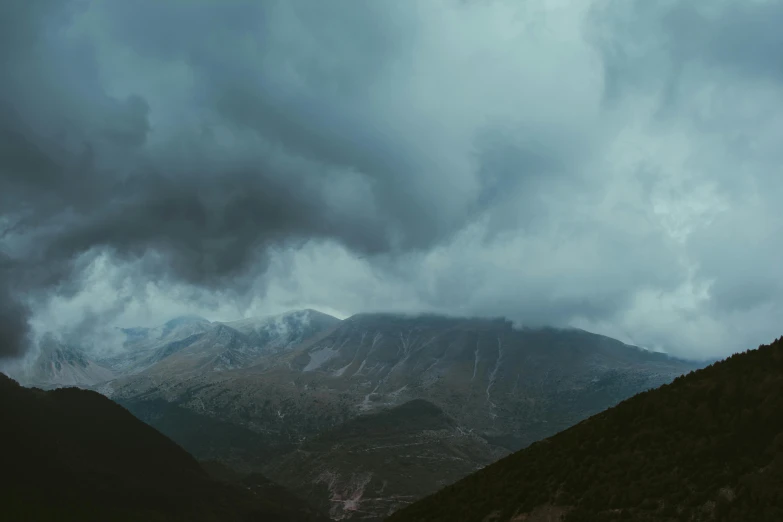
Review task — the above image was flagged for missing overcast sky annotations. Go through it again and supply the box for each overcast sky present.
[1,0,782,362]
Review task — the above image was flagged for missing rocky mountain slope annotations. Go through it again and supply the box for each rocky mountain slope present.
[137,323,267,375]
[0,373,329,522]
[221,309,341,354]
[99,310,340,376]
[102,313,702,519]
[100,315,216,374]
[19,336,114,389]
[277,314,700,448]
[263,399,506,520]
[387,337,783,522]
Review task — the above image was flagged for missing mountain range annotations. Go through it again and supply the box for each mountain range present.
[5,328,783,520]
[97,310,340,376]
[54,309,699,519]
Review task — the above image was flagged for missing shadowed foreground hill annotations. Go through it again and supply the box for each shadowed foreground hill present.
[0,373,328,522]
[387,337,783,522]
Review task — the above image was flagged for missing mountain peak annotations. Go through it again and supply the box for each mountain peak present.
[164,314,210,325]
[17,338,114,389]
[344,312,513,331]
[160,315,211,337]
[209,322,242,335]
[282,308,334,319]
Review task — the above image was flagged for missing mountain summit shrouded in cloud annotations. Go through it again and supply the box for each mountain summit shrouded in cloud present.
[2,0,783,362]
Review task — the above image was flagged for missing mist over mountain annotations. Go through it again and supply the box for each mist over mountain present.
[16,335,114,389]
[220,309,341,352]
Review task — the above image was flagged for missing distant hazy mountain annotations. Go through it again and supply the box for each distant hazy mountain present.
[122,315,215,349]
[387,337,783,522]
[0,373,328,522]
[99,315,215,373]
[20,337,114,389]
[99,310,340,376]
[220,309,341,354]
[141,323,265,375]
[104,312,703,519]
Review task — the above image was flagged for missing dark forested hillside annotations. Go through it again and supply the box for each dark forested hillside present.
[387,337,783,522]
[0,373,328,522]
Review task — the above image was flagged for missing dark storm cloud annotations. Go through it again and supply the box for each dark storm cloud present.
[0,0,475,357]
[2,0,782,361]
[593,0,783,109]
[667,1,783,81]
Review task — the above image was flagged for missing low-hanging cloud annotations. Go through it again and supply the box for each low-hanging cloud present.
[1,0,782,361]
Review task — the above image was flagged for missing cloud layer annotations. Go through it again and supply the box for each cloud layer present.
[1,0,782,361]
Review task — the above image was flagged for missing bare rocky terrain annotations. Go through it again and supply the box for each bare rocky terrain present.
[16,336,115,389]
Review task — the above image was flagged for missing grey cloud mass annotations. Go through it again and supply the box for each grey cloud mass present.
[1,0,782,361]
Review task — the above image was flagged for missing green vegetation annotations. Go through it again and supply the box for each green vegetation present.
[0,373,328,522]
[388,337,783,522]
